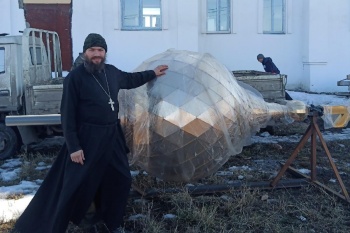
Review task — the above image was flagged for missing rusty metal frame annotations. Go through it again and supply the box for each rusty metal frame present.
[270,111,350,203]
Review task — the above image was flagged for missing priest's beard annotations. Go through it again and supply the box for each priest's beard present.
[84,54,107,73]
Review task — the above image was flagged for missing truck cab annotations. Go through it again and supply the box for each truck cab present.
[0,36,23,113]
[0,28,63,159]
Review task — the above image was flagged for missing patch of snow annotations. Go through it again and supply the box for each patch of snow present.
[252,128,350,144]
[220,195,233,202]
[259,132,271,137]
[130,170,140,177]
[297,169,311,174]
[0,168,21,181]
[37,162,46,166]
[228,165,251,171]
[297,215,307,222]
[0,195,33,222]
[0,158,22,169]
[289,91,349,106]
[163,214,177,219]
[133,199,148,205]
[0,180,40,198]
[216,171,233,176]
[128,214,146,221]
[35,165,52,171]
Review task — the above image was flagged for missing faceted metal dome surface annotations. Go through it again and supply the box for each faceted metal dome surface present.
[119,49,307,182]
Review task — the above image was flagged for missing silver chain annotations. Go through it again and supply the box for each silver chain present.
[91,70,112,99]
[91,70,115,111]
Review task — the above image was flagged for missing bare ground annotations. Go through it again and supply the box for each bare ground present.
[1,120,350,233]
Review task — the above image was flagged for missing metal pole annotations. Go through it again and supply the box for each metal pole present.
[5,114,61,126]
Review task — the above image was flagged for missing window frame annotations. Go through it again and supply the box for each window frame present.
[206,0,231,34]
[121,0,162,31]
[263,0,286,34]
[0,47,5,74]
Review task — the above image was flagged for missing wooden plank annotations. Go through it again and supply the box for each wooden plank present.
[286,165,350,203]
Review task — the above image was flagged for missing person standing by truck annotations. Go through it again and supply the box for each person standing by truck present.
[257,54,292,100]
[13,33,168,233]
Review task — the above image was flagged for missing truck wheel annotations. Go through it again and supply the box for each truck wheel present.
[0,123,18,160]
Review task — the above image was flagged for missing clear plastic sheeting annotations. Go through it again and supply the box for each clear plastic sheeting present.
[119,49,308,182]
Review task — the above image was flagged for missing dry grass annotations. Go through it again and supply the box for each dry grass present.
[123,185,350,233]
[1,121,350,233]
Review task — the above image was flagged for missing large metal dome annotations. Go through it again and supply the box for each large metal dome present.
[119,49,307,182]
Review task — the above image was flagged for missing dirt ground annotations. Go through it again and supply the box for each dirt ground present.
[119,121,350,233]
[1,120,350,233]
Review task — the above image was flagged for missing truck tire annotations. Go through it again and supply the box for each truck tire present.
[0,123,18,160]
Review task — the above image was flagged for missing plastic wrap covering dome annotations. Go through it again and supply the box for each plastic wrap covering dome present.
[119,49,307,182]
[322,105,350,129]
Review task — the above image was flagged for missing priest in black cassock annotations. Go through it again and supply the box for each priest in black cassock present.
[12,33,168,233]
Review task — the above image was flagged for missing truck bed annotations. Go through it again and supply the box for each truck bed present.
[233,70,286,103]
[25,83,63,115]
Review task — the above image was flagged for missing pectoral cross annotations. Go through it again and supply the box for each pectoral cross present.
[108,98,115,111]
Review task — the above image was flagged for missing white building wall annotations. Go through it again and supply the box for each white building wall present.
[199,0,306,90]
[71,0,350,92]
[304,0,350,93]
[72,0,201,72]
[0,0,26,35]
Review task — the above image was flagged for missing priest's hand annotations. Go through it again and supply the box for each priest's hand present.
[153,65,168,77]
[71,150,85,165]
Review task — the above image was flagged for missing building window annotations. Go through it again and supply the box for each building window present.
[0,48,5,74]
[207,0,230,33]
[121,0,162,30]
[263,0,285,34]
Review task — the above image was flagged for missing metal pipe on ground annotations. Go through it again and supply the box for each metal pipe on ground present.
[130,179,309,199]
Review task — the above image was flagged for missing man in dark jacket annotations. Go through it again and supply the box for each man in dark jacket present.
[257,54,280,74]
[257,54,292,100]
[13,33,168,233]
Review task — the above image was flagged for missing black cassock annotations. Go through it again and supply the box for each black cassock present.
[13,64,156,233]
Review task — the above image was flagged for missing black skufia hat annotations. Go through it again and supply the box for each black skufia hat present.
[83,33,107,53]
